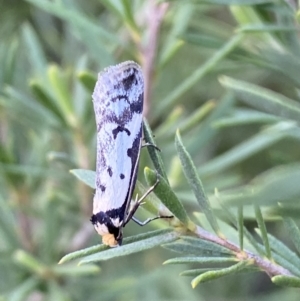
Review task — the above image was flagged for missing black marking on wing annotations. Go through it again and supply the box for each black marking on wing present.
[91,201,127,244]
[112,125,131,139]
[127,127,142,166]
[120,173,125,179]
[107,167,113,177]
[111,95,129,103]
[122,71,137,91]
[129,93,143,114]
[96,179,106,192]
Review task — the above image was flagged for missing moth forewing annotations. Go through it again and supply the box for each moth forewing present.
[90,61,144,247]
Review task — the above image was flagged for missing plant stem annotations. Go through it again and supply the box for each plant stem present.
[193,225,293,277]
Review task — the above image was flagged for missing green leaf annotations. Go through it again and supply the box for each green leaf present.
[237,206,243,250]
[254,205,271,259]
[222,163,300,207]
[134,181,172,218]
[178,0,273,3]
[25,0,116,64]
[3,86,60,129]
[144,167,190,226]
[13,250,46,275]
[163,236,233,256]
[180,268,215,277]
[220,76,300,122]
[191,260,251,288]
[78,71,97,92]
[29,80,66,126]
[0,195,19,249]
[271,252,300,277]
[7,278,39,301]
[272,275,300,288]
[181,265,258,277]
[164,257,237,265]
[70,169,95,189]
[53,264,100,276]
[175,130,220,234]
[59,229,175,264]
[47,65,74,120]
[79,230,178,265]
[283,218,300,254]
[199,123,293,176]
[143,119,169,182]
[268,233,300,270]
[238,24,300,33]
[59,244,108,265]
[182,236,233,255]
[213,109,282,128]
[21,23,47,76]
[157,33,244,114]
[178,100,216,135]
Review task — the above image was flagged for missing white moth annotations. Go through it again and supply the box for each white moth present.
[91,61,147,247]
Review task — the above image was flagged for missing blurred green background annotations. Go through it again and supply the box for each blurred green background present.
[1,0,300,300]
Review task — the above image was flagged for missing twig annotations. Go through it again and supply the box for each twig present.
[140,0,169,117]
[193,225,293,277]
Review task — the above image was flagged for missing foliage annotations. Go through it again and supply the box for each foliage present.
[1,0,300,300]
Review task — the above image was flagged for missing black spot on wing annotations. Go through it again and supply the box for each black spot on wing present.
[107,166,113,177]
[120,173,125,179]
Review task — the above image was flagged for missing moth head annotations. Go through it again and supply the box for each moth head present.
[102,233,119,247]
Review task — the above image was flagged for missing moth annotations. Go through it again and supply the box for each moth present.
[90,61,159,247]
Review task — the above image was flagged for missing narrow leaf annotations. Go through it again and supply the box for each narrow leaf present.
[79,230,178,264]
[47,65,73,117]
[78,71,97,91]
[199,122,288,176]
[70,169,95,189]
[164,257,237,265]
[143,119,169,182]
[7,278,39,301]
[220,76,300,122]
[53,264,100,276]
[59,228,173,264]
[134,181,172,218]
[179,100,216,135]
[157,33,244,114]
[181,236,233,255]
[268,233,300,270]
[254,206,271,259]
[180,268,214,277]
[237,206,244,250]
[29,80,66,126]
[271,252,300,277]
[175,130,220,234]
[191,260,251,288]
[272,275,300,288]
[163,237,233,257]
[144,167,190,226]
[283,218,300,254]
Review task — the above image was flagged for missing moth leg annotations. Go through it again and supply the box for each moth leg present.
[131,215,173,226]
[142,142,161,152]
[124,177,160,225]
